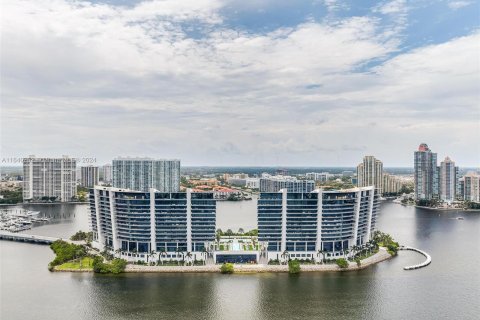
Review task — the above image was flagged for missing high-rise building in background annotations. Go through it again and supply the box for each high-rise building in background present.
[89,187,215,260]
[259,174,315,193]
[112,158,180,192]
[357,156,383,195]
[462,172,480,202]
[22,155,76,202]
[257,186,379,262]
[101,163,112,183]
[80,166,99,188]
[382,173,404,194]
[305,172,332,182]
[414,143,438,200]
[439,157,458,203]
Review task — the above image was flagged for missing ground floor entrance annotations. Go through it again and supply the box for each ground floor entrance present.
[216,254,257,264]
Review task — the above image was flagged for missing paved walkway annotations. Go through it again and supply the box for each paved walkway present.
[125,247,392,273]
[0,230,84,245]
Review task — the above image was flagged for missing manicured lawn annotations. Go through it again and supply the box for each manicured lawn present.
[56,257,94,270]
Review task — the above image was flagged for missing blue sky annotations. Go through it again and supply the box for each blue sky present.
[1,0,479,167]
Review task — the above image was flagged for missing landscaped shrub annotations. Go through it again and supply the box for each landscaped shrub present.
[220,263,234,274]
[355,258,361,267]
[109,259,127,274]
[92,256,127,274]
[387,243,399,256]
[336,258,349,269]
[288,259,301,274]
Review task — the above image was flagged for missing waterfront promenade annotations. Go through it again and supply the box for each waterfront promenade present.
[0,230,82,245]
[124,247,392,273]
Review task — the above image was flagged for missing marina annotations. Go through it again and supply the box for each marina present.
[0,208,50,233]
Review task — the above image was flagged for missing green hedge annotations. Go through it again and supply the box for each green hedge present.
[336,258,349,269]
[288,260,301,274]
[92,256,127,274]
[220,263,234,274]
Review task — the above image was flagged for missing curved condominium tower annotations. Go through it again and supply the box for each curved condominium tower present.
[89,187,215,261]
[258,186,379,261]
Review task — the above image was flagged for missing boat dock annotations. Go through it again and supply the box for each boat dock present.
[399,246,432,270]
[0,209,50,233]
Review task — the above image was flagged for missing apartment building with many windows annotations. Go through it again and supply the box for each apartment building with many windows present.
[89,187,215,261]
[257,186,379,262]
[112,158,180,192]
[23,155,77,202]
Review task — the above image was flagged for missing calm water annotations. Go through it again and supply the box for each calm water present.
[1,201,479,320]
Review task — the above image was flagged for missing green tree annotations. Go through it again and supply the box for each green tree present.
[220,263,234,274]
[288,259,301,274]
[336,258,349,269]
[49,240,87,268]
[92,256,127,274]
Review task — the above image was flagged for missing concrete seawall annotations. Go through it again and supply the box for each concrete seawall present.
[123,247,392,273]
[52,248,393,273]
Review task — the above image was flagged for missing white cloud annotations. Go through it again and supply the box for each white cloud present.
[375,0,407,14]
[0,0,478,166]
[447,1,473,10]
[319,0,344,12]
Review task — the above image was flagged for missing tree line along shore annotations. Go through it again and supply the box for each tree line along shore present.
[48,231,399,275]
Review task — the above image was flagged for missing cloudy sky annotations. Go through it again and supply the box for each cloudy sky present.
[1,0,479,167]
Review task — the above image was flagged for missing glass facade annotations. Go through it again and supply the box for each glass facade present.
[286,192,318,252]
[112,158,180,192]
[258,187,378,255]
[259,177,315,193]
[191,193,216,252]
[155,192,187,252]
[258,193,283,252]
[89,187,216,254]
[414,144,438,200]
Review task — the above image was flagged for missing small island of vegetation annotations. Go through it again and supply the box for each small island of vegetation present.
[48,237,127,274]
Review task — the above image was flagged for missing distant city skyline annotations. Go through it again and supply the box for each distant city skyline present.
[1,1,479,167]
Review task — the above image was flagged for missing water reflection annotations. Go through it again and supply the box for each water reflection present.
[1,201,479,320]
[216,195,258,231]
[81,274,217,320]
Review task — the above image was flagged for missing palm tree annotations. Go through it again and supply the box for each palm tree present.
[147,250,156,264]
[281,250,289,265]
[176,248,184,266]
[366,240,372,254]
[316,249,323,264]
[185,251,193,266]
[202,247,208,265]
[350,246,355,259]
[114,248,122,259]
[130,248,138,262]
[158,250,167,265]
